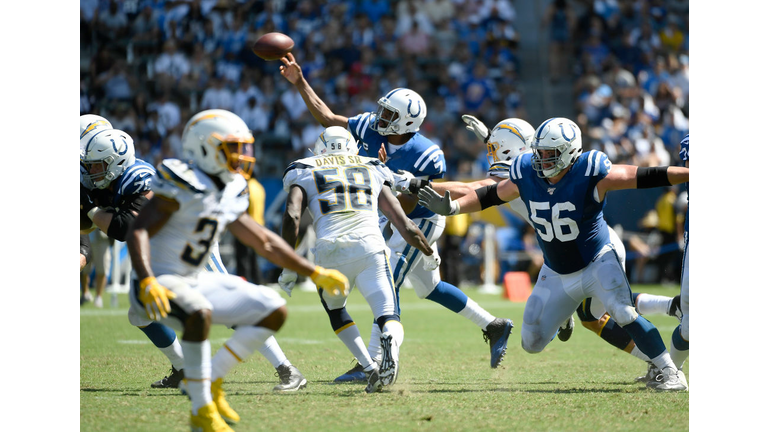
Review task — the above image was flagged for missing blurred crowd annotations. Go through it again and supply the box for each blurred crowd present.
[80,0,688,286]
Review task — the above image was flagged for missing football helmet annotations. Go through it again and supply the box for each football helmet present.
[181,109,256,183]
[370,88,427,136]
[531,117,583,178]
[313,126,359,156]
[81,129,136,189]
[486,118,535,164]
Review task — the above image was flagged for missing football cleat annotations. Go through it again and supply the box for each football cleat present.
[667,294,683,322]
[364,367,383,393]
[557,315,575,342]
[273,364,308,392]
[483,318,514,368]
[378,332,399,387]
[636,362,661,384]
[334,361,368,383]
[190,402,233,432]
[211,378,239,425]
[151,366,185,389]
[649,367,688,391]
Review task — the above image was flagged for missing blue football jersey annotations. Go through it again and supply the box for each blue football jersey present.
[93,159,156,210]
[348,112,445,219]
[508,151,612,274]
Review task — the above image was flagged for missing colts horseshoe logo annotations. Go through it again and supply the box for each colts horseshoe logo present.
[558,123,577,143]
[407,99,421,118]
[111,138,128,155]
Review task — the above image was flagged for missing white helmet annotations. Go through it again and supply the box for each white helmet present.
[370,88,427,136]
[313,126,359,156]
[181,109,256,183]
[80,114,113,154]
[531,117,583,178]
[81,129,136,189]
[486,118,535,164]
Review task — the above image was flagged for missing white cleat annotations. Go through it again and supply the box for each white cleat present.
[378,332,399,387]
[649,367,688,391]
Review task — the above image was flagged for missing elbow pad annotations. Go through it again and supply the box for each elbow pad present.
[636,166,671,189]
[476,184,506,210]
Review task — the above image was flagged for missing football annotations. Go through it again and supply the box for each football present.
[252,32,294,61]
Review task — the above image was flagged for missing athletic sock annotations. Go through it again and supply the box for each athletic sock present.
[425,281,469,313]
[458,297,496,330]
[669,325,689,369]
[382,320,405,347]
[367,323,382,363]
[181,339,212,414]
[257,335,290,369]
[634,293,674,315]
[139,322,184,370]
[212,326,275,381]
[337,325,375,370]
[630,345,651,362]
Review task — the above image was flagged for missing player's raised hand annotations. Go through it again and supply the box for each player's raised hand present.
[138,277,177,321]
[278,269,298,297]
[393,170,429,194]
[279,52,302,84]
[461,114,490,142]
[310,266,350,297]
[378,143,388,162]
[418,186,459,216]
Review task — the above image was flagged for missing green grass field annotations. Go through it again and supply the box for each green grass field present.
[80,284,687,432]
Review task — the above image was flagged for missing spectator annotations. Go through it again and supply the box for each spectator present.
[153,39,191,91]
[94,59,137,102]
[238,95,270,134]
[542,0,576,83]
[96,0,130,42]
[200,76,234,111]
[398,21,430,57]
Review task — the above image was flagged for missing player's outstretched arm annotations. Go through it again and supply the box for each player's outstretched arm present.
[230,214,350,296]
[125,195,179,320]
[90,190,154,241]
[596,165,689,201]
[279,53,348,128]
[430,178,497,200]
[379,188,434,257]
[418,178,519,215]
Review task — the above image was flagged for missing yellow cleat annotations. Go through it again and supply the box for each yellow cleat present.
[211,378,240,425]
[190,401,233,432]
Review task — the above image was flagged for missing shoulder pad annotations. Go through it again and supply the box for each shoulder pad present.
[156,159,207,193]
[282,160,315,180]
[116,160,156,196]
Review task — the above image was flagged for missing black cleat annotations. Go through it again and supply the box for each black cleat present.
[667,295,683,322]
[557,315,575,342]
[482,318,514,368]
[151,366,184,389]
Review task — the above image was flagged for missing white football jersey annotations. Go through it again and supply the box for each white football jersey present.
[283,154,394,265]
[487,160,532,225]
[149,159,249,279]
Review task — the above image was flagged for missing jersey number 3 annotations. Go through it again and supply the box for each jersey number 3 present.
[313,167,372,214]
[181,218,219,266]
[529,201,579,242]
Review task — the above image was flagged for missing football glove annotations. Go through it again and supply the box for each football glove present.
[310,266,350,297]
[392,170,430,194]
[461,114,490,143]
[417,186,460,216]
[278,269,298,297]
[138,277,177,321]
[422,251,441,271]
[81,184,97,214]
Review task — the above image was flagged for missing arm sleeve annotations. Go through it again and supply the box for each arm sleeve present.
[107,194,149,241]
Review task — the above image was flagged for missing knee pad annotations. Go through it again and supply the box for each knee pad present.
[520,328,546,354]
[226,325,275,360]
[605,304,638,327]
[523,294,544,327]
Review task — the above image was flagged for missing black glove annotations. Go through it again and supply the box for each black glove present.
[81,184,97,214]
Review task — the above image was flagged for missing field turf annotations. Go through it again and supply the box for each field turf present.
[80,284,687,431]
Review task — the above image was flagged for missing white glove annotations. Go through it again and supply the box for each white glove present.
[462,114,490,142]
[392,169,429,194]
[417,186,460,216]
[422,251,441,271]
[278,269,298,297]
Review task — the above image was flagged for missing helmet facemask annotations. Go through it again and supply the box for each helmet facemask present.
[210,132,256,180]
[372,103,401,136]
